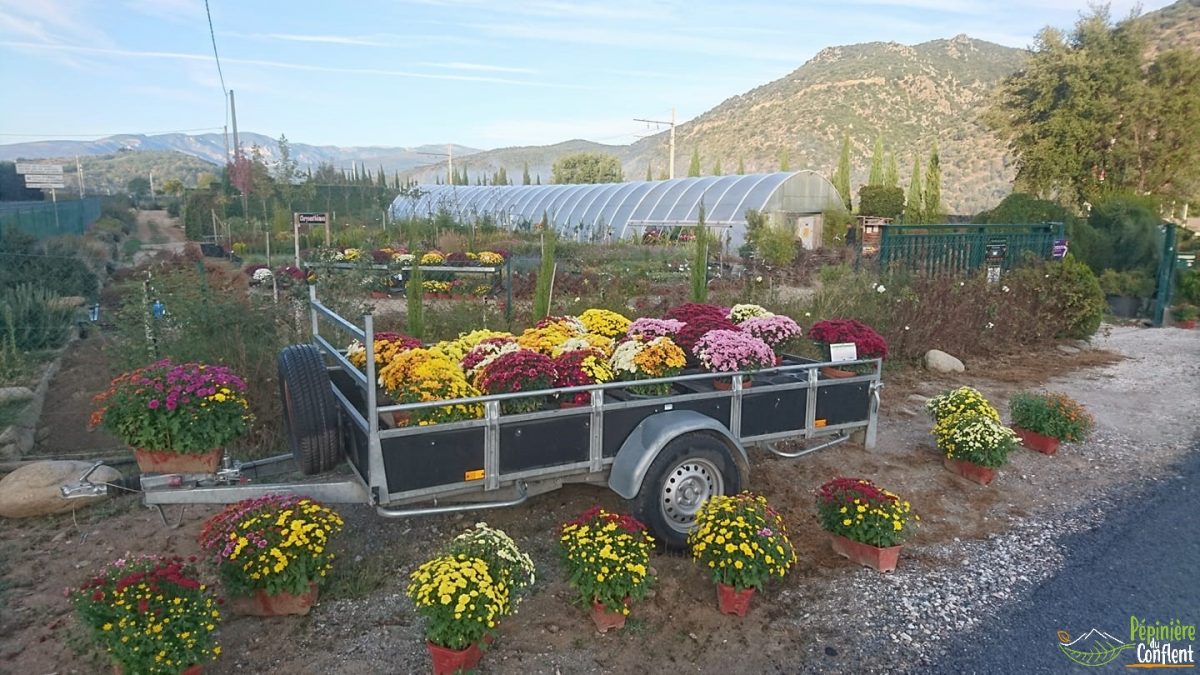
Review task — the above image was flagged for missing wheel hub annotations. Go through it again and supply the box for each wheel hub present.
[661,459,724,533]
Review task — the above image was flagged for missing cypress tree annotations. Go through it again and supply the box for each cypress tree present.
[522,163,531,185]
[406,259,425,339]
[832,132,852,211]
[646,164,653,181]
[690,203,709,302]
[779,149,791,171]
[688,147,701,177]
[868,136,884,186]
[884,153,899,189]
[905,155,923,224]
[737,158,745,175]
[924,141,943,222]
[532,230,556,318]
[712,159,722,176]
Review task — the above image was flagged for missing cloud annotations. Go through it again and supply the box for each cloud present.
[0,40,579,87]
[227,31,393,47]
[0,0,113,46]
[419,61,536,74]
[408,0,677,22]
[122,0,203,22]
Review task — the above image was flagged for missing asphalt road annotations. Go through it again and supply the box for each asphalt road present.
[932,443,1200,674]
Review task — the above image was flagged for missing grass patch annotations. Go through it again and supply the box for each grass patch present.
[323,552,392,600]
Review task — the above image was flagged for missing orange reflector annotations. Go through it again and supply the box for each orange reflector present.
[814,419,827,428]
[464,469,485,481]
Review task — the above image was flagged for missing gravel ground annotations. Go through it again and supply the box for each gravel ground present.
[784,325,1200,673]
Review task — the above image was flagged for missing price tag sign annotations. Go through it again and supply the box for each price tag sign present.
[829,342,858,363]
[1052,239,1069,260]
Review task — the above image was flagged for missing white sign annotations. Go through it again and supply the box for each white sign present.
[828,342,858,363]
[15,163,64,175]
[25,176,66,187]
[28,183,66,189]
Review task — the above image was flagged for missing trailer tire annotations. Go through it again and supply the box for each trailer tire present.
[277,344,341,475]
[633,432,742,550]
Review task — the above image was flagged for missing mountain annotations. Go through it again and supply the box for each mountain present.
[1142,0,1200,56]
[400,139,627,185]
[0,133,481,174]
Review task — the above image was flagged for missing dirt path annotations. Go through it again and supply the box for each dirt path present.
[132,209,188,265]
[0,327,1196,674]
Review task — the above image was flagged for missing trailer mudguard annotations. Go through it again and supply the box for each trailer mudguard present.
[608,410,750,499]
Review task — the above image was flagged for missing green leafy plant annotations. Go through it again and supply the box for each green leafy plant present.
[533,231,556,318]
[72,555,221,674]
[0,283,77,351]
[690,218,709,302]
[559,507,655,613]
[816,478,918,548]
[406,259,425,339]
[1171,304,1198,322]
[1009,391,1094,442]
[688,493,796,591]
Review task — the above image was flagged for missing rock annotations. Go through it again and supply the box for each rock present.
[825,646,839,657]
[907,394,930,405]
[1057,344,1081,355]
[0,460,122,518]
[0,387,34,403]
[924,349,965,373]
[1069,339,1091,350]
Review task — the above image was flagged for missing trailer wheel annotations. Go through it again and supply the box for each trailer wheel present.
[634,432,742,550]
[277,345,342,475]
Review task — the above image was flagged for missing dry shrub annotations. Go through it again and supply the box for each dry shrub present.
[435,231,469,254]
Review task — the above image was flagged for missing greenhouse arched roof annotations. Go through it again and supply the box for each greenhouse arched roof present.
[390,171,843,246]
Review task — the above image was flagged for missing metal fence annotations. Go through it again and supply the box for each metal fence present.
[875,223,1066,275]
[0,198,102,240]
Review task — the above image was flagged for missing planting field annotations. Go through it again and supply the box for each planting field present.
[0,326,1195,673]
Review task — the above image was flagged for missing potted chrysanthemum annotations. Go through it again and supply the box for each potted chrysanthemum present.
[807,318,888,377]
[345,332,423,371]
[816,477,918,572]
[687,493,796,616]
[552,349,614,407]
[476,349,558,414]
[197,494,344,616]
[1009,391,1094,455]
[578,308,632,339]
[378,348,483,426]
[559,507,656,632]
[927,386,1014,484]
[72,555,221,674]
[609,335,688,396]
[91,359,251,474]
[692,329,776,389]
[407,553,510,675]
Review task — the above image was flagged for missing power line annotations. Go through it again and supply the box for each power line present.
[0,127,225,138]
[204,0,228,97]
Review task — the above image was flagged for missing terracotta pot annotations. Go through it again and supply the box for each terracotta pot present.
[716,583,755,617]
[559,399,589,409]
[369,291,388,299]
[426,641,483,675]
[829,533,903,573]
[134,448,222,474]
[712,378,753,391]
[1176,319,1197,329]
[229,583,319,617]
[820,366,856,379]
[943,456,996,486]
[590,599,628,632]
[1012,426,1060,455]
[392,411,412,427]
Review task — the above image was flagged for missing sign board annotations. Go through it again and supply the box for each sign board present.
[27,182,66,189]
[985,238,1008,263]
[15,163,63,176]
[295,212,328,225]
[1052,239,1069,260]
[1178,253,1196,269]
[986,265,1002,284]
[828,342,858,363]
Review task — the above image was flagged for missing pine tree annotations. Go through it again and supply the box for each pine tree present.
[522,163,531,185]
[832,132,852,211]
[688,147,701,177]
[737,158,745,175]
[658,168,669,180]
[779,149,791,171]
[536,174,541,185]
[497,166,508,185]
[712,159,722,176]
[645,164,653,181]
[905,155,923,224]
[924,141,943,222]
[868,136,884,186]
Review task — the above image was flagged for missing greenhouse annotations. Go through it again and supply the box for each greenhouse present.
[389,171,845,248]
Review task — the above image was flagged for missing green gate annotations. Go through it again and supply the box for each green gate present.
[875,223,1066,275]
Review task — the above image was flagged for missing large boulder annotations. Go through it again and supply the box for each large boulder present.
[0,387,34,403]
[924,349,965,373]
[0,460,122,518]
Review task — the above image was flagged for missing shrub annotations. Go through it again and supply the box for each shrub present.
[1009,391,1094,442]
[1098,269,1154,297]
[1011,255,1104,339]
[858,185,905,220]
[1177,268,1200,305]
[0,283,77,351]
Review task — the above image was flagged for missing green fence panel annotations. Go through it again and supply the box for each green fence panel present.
[0,198,102,240]
[877,223,1064,275]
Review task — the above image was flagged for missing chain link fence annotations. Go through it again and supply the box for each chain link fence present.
[0,198,101,240]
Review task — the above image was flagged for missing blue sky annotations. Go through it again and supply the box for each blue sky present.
[0,0,1176,150]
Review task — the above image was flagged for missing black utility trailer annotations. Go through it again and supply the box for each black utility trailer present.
[130,287,881,547]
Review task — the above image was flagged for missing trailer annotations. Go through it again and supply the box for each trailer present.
[114,287,882,548]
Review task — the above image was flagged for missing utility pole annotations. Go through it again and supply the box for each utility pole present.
[633,107,676,179]
[149,171,155,200]
[448,144,454,185]
[230,89,247,215]
[75,156,85,197]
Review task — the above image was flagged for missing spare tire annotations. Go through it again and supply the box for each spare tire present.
[277,344,342,475]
